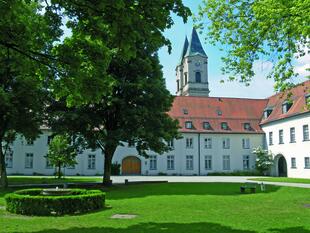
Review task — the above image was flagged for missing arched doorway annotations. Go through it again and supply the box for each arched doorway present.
[278,155,287,177]
[122,156,141,175]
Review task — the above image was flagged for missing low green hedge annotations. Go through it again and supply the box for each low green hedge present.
[5,188,105,216]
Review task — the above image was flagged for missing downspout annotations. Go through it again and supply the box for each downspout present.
[198,133,201,176]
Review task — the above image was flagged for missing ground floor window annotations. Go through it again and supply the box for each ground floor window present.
[305,157,310,169]
[223,155,230,170]
[243,155,250,170]
[186,155,194,170]
[25,153,34,169]
[150,155,157,170]
[46,158,53,169]
[291,157,296,168]
[88,154,96,169]
[167,155,175,170]
[5,149,13,168]
[205,155,212,170]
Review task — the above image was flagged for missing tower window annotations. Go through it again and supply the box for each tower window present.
[195,72,201,83]
[184,72,188,85]
[177,80,180,92]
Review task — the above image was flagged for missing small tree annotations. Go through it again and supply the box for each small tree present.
[253,147,274,175]
[46,135,77,179]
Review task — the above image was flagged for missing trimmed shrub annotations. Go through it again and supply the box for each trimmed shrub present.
[111,162,121,175]
[5,188,105,216]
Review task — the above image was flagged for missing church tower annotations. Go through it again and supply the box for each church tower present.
[176,28,210,96]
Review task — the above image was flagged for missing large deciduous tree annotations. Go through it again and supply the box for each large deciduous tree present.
[0,0,61,188]
[197,0,310,91]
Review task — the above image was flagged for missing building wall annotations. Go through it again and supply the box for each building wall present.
[262,113,310,178]
[6,130,264,176]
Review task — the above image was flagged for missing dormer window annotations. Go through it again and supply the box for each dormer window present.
[221,122,228,130]
[203,122,211,130]
[185,121,193,129]
[244,123,251,130]
[217,110,222,116]
[183,108,188,115]
[306,94,310,104]
[282,101,293,114]
[263,107,273,119]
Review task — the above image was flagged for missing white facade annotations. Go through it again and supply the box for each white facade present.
[6,131,264,176]
[261,113,310,178]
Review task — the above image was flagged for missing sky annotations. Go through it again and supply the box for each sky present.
[158,0,309,99]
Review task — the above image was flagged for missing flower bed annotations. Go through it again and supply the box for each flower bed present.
[5,188,105,216]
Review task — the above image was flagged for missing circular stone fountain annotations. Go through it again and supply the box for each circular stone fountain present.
[42,187,72,196]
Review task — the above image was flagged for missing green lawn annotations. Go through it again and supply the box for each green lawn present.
[7,176,101,185]
[249,177,310,184]
[1,183,310,233]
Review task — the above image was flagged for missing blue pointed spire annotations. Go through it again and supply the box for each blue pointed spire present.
[185,28,207,57]
[178,36,189,65]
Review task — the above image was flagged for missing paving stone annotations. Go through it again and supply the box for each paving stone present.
[110,214,137,219]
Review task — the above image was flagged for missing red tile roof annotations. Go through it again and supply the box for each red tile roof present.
[168,96,268,133]
[260,80,310,125]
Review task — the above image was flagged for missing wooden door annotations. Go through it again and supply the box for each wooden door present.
[122,156,141,175]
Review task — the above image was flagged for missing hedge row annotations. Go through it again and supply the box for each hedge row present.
[5,188,105,216]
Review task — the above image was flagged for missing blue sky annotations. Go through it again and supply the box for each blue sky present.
[158,0,279,99]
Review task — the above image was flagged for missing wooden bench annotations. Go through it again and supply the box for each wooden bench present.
[240,182,257,193]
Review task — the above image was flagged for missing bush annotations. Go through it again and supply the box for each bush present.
[111,162,121,175]
[5,188,105,216]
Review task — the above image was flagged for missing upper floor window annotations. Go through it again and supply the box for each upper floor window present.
[290,127,296,143]
[221,122,228,130]
[282,101,293,114]
[26,139,34,145]
[185,121,193,129]
[203,121,212,130]
[242,138,250,149]
[204,138,212,149]
[243,123,251,131]
[269,132,273,145]
[279,129,284,144]
[303,125,309,141]
[222,138,230,149]
[195,72,201,83]
[186,138,193,148]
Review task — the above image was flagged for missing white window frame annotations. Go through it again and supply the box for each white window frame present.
[204,138,212,149]
[279,129,284,144]
[243,155,250,170]
[269,132,273,145]
[222,138,230,149]
[290,127,296,143]
[87,154,96,170]
[25,153,34,169]
[242,138,250,149]
[167,155,175,170]
[185,121,193,129]
[205,155,212,170]
[291,157,296,169]
[186,155,194,170]
[186,138,193,148]
[303,125,309,141]
[223,155,230,170]
[149,155,157,170]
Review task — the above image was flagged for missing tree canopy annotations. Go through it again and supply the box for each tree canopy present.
[197,0,310,92]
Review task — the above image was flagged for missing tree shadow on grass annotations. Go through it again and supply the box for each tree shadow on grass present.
[10,222,310,233]
[105,182,280,200]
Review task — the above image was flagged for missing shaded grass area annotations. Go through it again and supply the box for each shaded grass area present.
[249,177,310,184]
[7,176,101,185]
[1,183,310,233]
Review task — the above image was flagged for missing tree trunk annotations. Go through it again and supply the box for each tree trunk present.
[102,143,117,186]
[0,143,8,188]
[57,162,61,179]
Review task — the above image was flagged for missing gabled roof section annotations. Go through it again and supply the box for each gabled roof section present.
[178,36,189,65]
[185,28,207,57]
[168,96,268,133]
[260,80,310,124]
